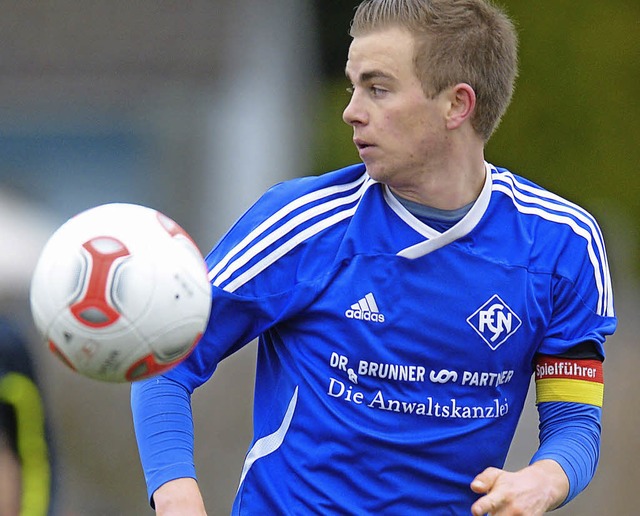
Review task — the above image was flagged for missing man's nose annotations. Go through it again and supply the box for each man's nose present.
[342,92,367,126]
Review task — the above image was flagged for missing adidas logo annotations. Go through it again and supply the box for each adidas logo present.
[345,292,385,323]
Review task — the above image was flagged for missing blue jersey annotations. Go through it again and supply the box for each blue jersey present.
[152,162,616,513]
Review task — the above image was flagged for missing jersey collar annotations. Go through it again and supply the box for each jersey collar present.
[383,162,493,259]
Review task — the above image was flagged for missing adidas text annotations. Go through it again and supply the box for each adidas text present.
[345,309,385,323]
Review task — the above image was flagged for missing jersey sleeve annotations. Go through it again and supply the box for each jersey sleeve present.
[537,209,617,358]
[164,167,366,392]
[131,166,367,505]
[531,401,601,506]
[130,376,196,507]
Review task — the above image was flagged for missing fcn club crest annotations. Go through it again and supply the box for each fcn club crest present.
[467,295,522,350]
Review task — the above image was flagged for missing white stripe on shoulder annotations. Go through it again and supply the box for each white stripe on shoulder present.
[492,169,613,317]
[211,173,374,292]
[223,204,359,292]
[213,177,370,290]
[237,386,298,492]
[209,173,368,282]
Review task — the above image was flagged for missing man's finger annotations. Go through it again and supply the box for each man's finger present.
[471,466,503,493]
[471,495,496,516]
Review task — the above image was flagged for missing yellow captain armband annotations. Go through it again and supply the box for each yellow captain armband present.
[535,355,604,407]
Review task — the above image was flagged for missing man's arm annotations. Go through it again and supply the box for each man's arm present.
[152,478,207,516]
[470,398,601,514]
[131,376,202,511]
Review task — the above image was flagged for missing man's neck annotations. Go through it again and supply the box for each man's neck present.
[388,157,486,210]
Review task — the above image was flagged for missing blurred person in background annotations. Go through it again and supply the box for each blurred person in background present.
[131,0,617,514]
[0,316,53,516]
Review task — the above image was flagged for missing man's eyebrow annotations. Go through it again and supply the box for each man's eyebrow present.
[345,69,396,83]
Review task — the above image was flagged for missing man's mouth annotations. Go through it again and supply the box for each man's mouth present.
[354,139,373,151]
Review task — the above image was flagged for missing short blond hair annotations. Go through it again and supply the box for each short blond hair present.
[350,0,518,141]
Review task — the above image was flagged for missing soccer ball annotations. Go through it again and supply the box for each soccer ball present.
[29,203,212,383]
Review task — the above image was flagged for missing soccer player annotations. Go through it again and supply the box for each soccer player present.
[131,0,617,514]
[0,317,53,516]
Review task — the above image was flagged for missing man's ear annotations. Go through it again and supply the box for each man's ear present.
[445,83,476,130]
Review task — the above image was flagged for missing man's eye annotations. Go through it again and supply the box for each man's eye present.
[346,86,354,95]
[370,86,386,97]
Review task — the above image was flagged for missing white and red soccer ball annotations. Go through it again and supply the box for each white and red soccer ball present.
[30,203,211,383]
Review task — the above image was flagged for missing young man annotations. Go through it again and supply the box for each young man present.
[131,1,617,514]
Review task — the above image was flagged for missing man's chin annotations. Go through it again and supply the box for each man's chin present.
[362,162,386,181]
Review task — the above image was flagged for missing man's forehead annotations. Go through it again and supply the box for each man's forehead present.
[345,28,415,81]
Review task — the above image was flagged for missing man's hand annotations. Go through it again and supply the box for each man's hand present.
[153,477,207,516]
[470,459,569,516]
